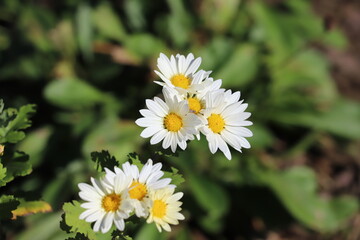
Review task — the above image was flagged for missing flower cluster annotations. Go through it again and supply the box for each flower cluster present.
[136,53,253,160]
[78,159,184,233]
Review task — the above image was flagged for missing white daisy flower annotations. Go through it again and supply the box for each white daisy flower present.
[104,159,174,218]
[200,90,253,160]
[154,53,211,94]
[135,89,202,152]
[146,187,185,232]
[78,172,133,233]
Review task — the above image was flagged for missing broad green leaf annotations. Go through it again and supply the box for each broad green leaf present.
[18,7,53,52]
[44,78,107,110]
[77,3,93,61]
[198,36,234,71]
[12,200,52,219]
[135,223,166,240]
[83,118,144,162]
[124,0,146,31]
[17,126,53,167]
[93,3,127,42]
[199,0,241,33]
[188,174,229,233]
[215,44,259,88]
[124,34,166,60]
[63,201,113,240]
[51,20,77,58]
[259,166,358,232]
[0,195,20,220]
[17,212,65,240]
[166,0,193,48]
[247,124,273,149]
[273,99,360,140]
[271,50,336,103]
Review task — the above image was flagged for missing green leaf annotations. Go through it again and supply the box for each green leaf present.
[93,3,127,42]
[163,167,185,187]
[1,151,32,186]
[188,174,229,233]
[199,0,241,33]
[0,195,20,220]
[77,3,93,61]
[17,126,53,168]
[247,124,274,149]
[12,200,52,219]
[63,201,113,240]
[127,152,142,169]
[259,166,358,232]
[44,78,107,110]
[214,44,259,88]
[16,212,66,240]
[135,223,165,240]
[166,0,193,48]
[273,99,360,140]
[0,162,7,186]
[0,104,36,144]
[124,34,166,60]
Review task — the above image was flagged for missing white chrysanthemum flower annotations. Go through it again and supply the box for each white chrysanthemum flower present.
[105,159,174,218]
[135,89,202,152]
[154,53,211,93]
[200,90,253,160]
[146,187,185,232]
[164,77,223,115]
[78,172,132,233]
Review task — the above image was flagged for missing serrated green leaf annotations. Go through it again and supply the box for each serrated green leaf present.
[163,167,184,187]
[0,104,36,144]
[1,151,32,185]
[91,150,118,172]
[127,152,142,169]
[63,201,106,240]
[0,195,20,220]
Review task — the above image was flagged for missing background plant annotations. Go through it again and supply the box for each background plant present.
[0,0,359,239]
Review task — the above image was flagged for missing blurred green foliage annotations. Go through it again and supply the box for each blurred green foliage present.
[0,0,359,239]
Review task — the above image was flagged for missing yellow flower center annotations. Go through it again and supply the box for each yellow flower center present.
[129,181,147,201]
[164,113,183,132]
[188,97,202,114]
[207,113,225,134]
[152,200,167,218]
[102,193,121,212]
[170,74,190,89]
